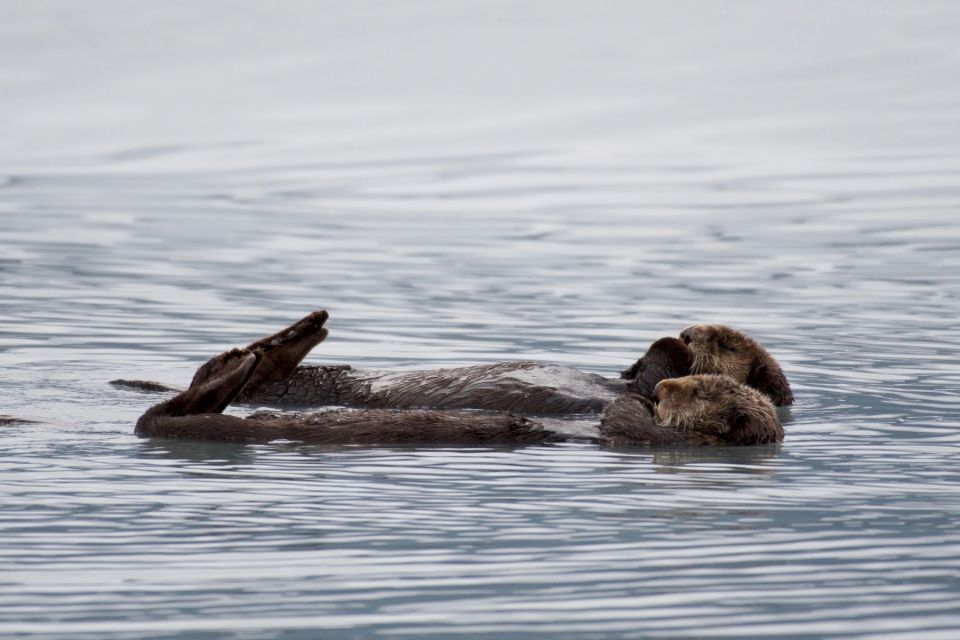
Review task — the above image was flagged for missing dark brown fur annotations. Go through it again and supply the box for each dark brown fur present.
[242,361,619,414]
[140,409,561,445]
[238,321,696,412]
[620,337,694,401]
[136,348,560,445]
[138,409,559,445]
[680,324,794,406]
[599,374,782,446]
[654,374,783,444]
[114,316,791,412]
[598,394,688,445]
[136,328,782,447]
[117,311,629,414]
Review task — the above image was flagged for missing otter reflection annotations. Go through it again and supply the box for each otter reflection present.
[115,310,793,413]
[135,312,784,447]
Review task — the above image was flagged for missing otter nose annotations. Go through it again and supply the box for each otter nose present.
[680,328,693,345]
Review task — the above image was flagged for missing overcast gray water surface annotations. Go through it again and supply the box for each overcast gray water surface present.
[2,2,960,638]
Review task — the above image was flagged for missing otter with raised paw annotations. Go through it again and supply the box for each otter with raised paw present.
[114,311,793,413]
[133,312,784,446]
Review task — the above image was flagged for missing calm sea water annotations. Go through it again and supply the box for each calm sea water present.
[2,2,960,638]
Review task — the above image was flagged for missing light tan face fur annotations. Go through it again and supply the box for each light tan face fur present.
[680,324,760,383]
[654,374,779,439]
[654,376,718,430]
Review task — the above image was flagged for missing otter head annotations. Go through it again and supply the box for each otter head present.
[621,337,694,401]
[679,324,794,406]
[654,374,783,444]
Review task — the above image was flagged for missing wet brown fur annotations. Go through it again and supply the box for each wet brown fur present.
[620,337,694,401]
[136,347,560,445]
[239,329,695,412]
[135,315,783,447]
[139,409,559,445]
[680,324,794,406]
[243,361,619,414]
[597,394,688,445]
[599,375,782,446]
[653,374,783,444]
[114,319,791,413]
[134,316,561,445]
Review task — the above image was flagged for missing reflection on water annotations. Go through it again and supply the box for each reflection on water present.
[2,1,960,638]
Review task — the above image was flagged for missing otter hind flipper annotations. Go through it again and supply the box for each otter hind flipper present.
[115,311,330,400]
[228,310,330,394]
[135,350,261,437]
[197,350,262,414]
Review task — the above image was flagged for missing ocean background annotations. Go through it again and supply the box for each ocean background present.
[2,1,959,638]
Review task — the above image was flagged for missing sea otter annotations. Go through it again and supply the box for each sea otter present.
[679,324,794,406]
[115,311,693,414]
[115,311,793,413]
[600,375,783,445]
[135,327,783,446]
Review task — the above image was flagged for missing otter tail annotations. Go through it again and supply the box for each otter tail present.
[110,379,180,393]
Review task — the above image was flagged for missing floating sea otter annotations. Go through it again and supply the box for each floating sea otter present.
[135,313,783,446]
[676,324,794,406]
[114,311,793,413]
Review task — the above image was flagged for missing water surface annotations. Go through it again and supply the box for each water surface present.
[2,2,960,638]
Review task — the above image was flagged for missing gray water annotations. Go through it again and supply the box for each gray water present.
[2,2,960,638]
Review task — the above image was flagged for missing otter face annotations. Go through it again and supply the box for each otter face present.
[679,324,794,406]
[654,375,719,430]
[654,374,783,444]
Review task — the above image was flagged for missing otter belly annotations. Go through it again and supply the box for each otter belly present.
[348,361,624,414]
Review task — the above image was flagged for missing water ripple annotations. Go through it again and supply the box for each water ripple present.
[3,2,960,638]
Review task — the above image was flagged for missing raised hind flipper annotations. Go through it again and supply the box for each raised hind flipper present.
[135,349,260,437]
[231,310,329,394]
[113,310,330,398]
